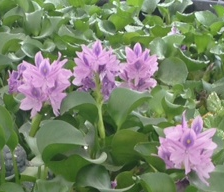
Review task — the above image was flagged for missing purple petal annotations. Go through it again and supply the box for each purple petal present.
[39,60,51,77]
[93,41,102,56]
[35,51,44,68]
[133,43,142,57]
[181,111,188,129]
[191,116,203,134]
[181,129,196,148]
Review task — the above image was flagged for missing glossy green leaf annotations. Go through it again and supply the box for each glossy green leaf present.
[109,11,133,31]
[213,5,224,17]
[176,46,208,71]
[98,20,116,36]
[0,54,12,68]
[60,91,98,124]
[141,0,160,14]
[0,106,14,144]
[107,88,151,129]
[76,165,134,192]
[162,96,184,118]
[206,92,223,113]
[36,120,90,181]
[194,33,213,54]
[15,0,35,12]
[195,10,218,27]
[149,38,167,60]
[134,142,166,172]
[21,43,40,58]
[7,131,18,151]
[0,125,6,149]
[0,182,25,192]
[111,130,148,165]
[36,120,86,153]
[140,172,176,192]
[116,171,140,192]
[2,6,24,26]
[157,57,188,86]
[24,9,43,36]
[33,176,73,192]
[0,32,25,54]
[68,0,84,7]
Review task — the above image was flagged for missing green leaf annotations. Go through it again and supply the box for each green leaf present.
[194,33,213,54]
[162,96,184,118]
[76,165,111,189]
[0,54,12,69]
[2,6,24,26]
[7,131,18,151]
[141,0,160,14]
[157,57,188,86]
[36,120,90,181]
[24,9,43,36]
[213,5,224,17]
[107,88,151,129]
[111,130,148,165]
[206,92,223,113]
[127,0,144,7]
[140,172,176,192]
[60,91,98,124]
[195,10,218,27]
[15,0,35,12]
[36,120,86,154]
[68,0,84,7]
[116,171,140,192]
[134,142,166,172]
[76,165,134,192]
[0,182,25,192]
[0,32,25,54]
[33,176,73,192]
[0,106,14,144]
[21,43,40,58]
[109,10,133,31]
[176,46,208,71]
[0,125,6,149]
[98,20,116,36]
[149,38,167,60]
[163,34,185,56]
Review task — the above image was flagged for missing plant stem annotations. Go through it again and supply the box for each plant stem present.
[0,149,6,184]
[94,74,106,140]
[12,150,20,184]
[29,113,42,137]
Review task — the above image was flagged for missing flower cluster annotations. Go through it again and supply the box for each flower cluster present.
[8,52,72,118]
[73,41,158,99]
[119,43,158,91]
[72,40,120,100]
[9,41,159,117]
[158,112,217,185]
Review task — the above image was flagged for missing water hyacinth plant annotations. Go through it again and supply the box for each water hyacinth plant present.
[1,0,224,192]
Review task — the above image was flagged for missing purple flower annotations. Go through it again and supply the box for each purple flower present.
[8,63,27,94]
[111,180,117,189]
[18,85,47,118]
[158,112,217,186]
[119,43,158,91]
[8,52,72,118]
[168,25,180,35]
[72,40,120,100]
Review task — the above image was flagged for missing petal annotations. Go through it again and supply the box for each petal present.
[133,43,142,57]
[191,116,203,134]
[35,51,44,68]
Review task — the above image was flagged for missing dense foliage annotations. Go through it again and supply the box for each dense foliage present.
[1,0,224,191]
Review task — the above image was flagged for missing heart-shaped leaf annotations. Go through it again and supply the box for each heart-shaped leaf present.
[107,88,151,129]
